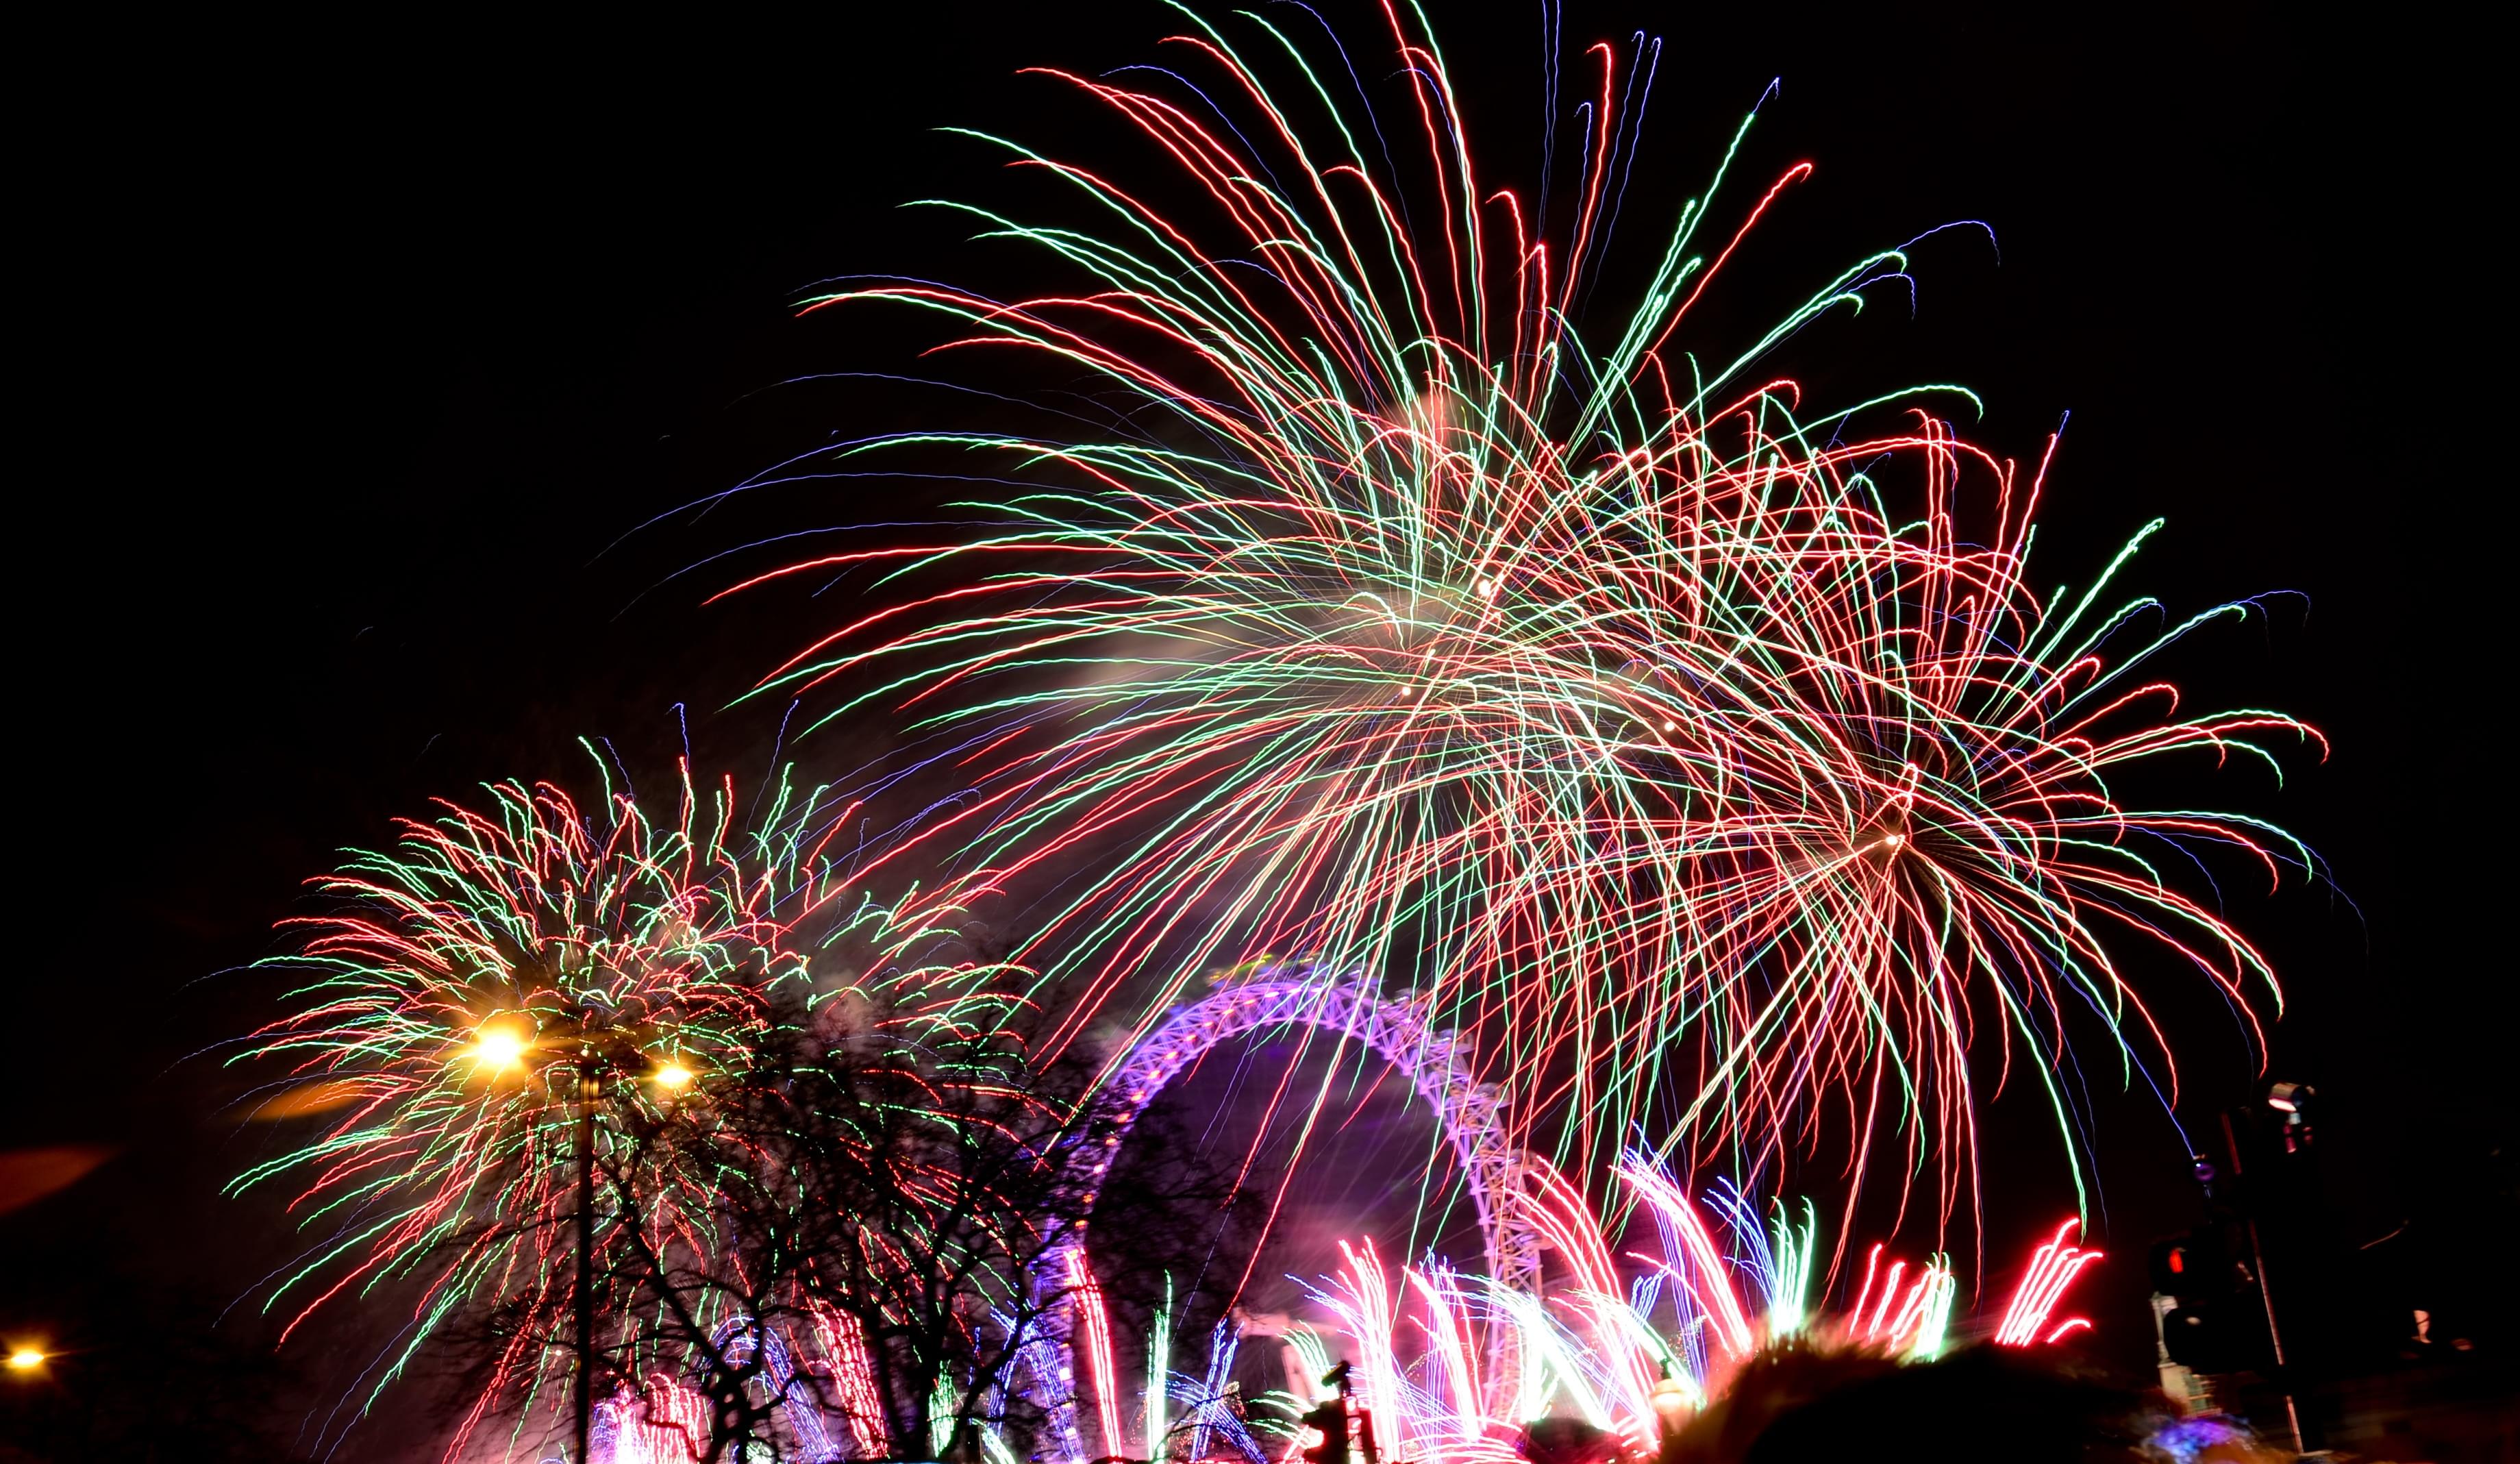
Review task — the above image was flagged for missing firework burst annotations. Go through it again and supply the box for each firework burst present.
[732,6,2320,1213]
[231,753,1024,1439]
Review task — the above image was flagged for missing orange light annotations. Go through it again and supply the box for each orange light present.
[653,1062,695,1091]
[470,1027,529,1071]
[5,1348,44,1372]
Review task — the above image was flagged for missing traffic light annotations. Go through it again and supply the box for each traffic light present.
[2149,1229,2231,1304]
[2150,1227,2271,1373]
[1301,1398,1351,1464]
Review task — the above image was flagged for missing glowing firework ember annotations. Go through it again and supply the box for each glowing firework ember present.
[740,1,2322,1213]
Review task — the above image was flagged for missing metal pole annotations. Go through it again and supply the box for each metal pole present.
[2221,1111,2302,1454]
[576,1057,598,1463]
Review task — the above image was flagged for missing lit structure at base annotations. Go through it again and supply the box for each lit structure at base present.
[487,958,2103,1464]
[1027,971,2103,1464]
[1035,969,1540,1459]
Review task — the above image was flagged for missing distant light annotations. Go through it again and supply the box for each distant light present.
[5,1348,43,1372]
[471,1028,529,1071]
[1882,833,1905,848]
[1660,719,1677,733]
[1475,578,1497,598]
[654,1063,695,1091]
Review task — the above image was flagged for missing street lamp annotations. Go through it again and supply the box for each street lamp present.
[1650,1364,1695,1447]
[240,773,808,1464]
[5,1345,46,1374]
[2265,1081,2315,1154]
[461,987,716,1464]
[469,1026,531,1072]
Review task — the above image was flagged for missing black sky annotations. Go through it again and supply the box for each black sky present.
[8,2,2499,1453]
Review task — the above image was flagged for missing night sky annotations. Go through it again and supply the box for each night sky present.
[10,3,2499,1455]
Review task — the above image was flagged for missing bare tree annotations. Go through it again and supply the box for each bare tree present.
[459,989,1253,1463]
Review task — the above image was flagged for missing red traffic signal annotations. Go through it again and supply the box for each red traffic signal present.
[1301,1398,1351,1464]
[2148,1229,2233,1304]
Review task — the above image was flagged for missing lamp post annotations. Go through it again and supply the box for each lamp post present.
[466,991,698,1464]
[574,1047,600,1462]
[2220,1088,2318,1456]
[1651,1367,1692,1437]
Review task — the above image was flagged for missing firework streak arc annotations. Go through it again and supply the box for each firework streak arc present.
[744,5,2324,1216]
[1039,970,1538,1455]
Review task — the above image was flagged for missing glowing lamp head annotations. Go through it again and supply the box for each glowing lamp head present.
[5,1348,44,1372]
[1475,578,1497,598]
[1650,1376,1691,1415]
[653,1062,695,1091]
[469,1026,529,1072]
